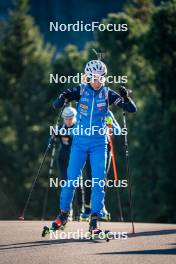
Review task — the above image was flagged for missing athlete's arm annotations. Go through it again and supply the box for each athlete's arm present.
[53,86,81,109]
[108,88,137,113]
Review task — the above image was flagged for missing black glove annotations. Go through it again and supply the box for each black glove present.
[48,135,56,148]
[119,86,129,98]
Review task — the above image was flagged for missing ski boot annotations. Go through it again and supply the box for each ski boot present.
[80,206,91,222]
[42,211,69,237]
[88,214,110,242]
[51,211,69,231]
[88,214,102,237]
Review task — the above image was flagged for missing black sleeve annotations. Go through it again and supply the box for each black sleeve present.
[108,88,137,113]
[53,85,81,109]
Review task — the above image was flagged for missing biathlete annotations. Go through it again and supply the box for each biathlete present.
[50,60,137,234]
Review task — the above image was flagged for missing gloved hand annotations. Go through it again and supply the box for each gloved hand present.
[48,135,56,148]
[119,86,129,98]
[53,97,65,109]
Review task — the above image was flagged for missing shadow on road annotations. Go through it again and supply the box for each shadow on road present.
[0,238,101,251]
[128,229,176,238]
[96,247,176,255]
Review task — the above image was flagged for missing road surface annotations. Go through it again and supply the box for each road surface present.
[0,221,175,264]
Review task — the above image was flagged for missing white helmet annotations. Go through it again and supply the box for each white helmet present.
[62,106,77,119]
[85,60,107,78]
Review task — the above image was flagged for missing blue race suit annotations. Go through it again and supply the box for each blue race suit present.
[53,83,137,217]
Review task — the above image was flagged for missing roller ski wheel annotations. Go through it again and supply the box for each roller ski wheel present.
[42,226,50,237]
[87,230,111,242]
[42,224,65,237]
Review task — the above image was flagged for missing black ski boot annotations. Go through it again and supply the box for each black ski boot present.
[51,211,69,231]
[89,214,102,235]
[42,211,69,237]
[88,214,111,242]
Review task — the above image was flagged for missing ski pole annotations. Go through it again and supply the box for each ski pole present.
[92,49,104,61]
[18,145,51,220]
[106,117,124,221]
[122,97,135,234]
[41,140,56,220]
[108,123,118,181]
[18,103,66,220]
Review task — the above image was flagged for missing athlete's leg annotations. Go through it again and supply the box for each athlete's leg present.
[84,156,92,211]
[60,143,87,212]
[89,141,107,216]
[57,155,69,213]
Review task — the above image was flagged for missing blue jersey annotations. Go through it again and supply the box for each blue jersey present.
[53,84,137,128]
[53,84,136,110]
[76,84,108,132]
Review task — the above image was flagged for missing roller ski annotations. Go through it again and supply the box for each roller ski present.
[42,211,68,237]
[87,214,111,242]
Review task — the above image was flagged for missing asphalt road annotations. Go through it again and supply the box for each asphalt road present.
[0,221,175,264]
